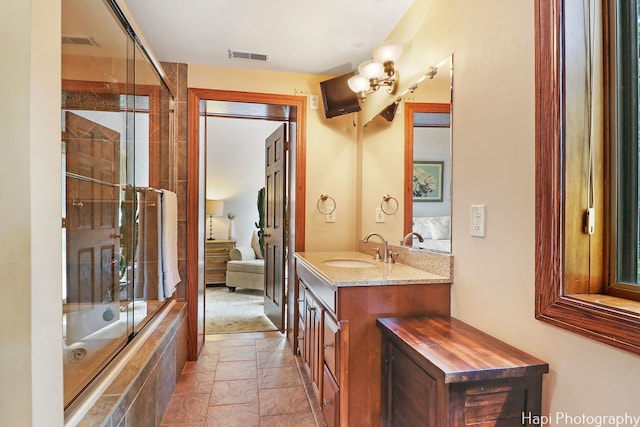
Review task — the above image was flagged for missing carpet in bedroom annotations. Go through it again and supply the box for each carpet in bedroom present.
[205,286,277,334]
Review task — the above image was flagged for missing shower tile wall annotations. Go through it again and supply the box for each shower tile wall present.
[160,62,188,301]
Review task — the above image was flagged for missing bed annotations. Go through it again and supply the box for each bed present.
[411,216,451,252]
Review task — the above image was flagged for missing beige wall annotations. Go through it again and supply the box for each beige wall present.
[449,0,640,418]
[189,65,359,251]
[0,0,63,425]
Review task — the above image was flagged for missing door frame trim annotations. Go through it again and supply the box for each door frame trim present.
[186,88,306,359]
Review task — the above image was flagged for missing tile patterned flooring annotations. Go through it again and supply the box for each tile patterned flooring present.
[160,331,325,427]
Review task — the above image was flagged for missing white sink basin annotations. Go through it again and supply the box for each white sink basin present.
[323,259,376,268]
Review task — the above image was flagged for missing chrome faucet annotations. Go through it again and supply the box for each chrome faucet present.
[363,232,390,262]
[401,232,424,247]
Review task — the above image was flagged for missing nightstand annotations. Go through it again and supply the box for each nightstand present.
[205,239,236,285]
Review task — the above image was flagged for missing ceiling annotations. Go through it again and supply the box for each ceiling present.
[122,0,415,76]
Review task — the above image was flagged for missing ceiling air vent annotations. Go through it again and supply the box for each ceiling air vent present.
[62,35,99,47]
[228,49,269,62]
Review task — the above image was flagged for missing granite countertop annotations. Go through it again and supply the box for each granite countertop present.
[294,251,451,287]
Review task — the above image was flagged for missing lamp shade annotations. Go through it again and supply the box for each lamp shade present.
[348,74,370,93]
[206,199,224,216]
[372,40,403,64]
[358,59,384,80]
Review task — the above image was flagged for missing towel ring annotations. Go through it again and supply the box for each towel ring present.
[317,193,336,215]
[381,194,398,215]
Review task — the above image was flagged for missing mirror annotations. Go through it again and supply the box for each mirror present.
[404,57,453,253]
[360,55,452,253]
[404,100,451,252]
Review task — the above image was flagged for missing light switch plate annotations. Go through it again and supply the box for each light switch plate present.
[326,210,336,223]
[310,95,319,110]
[375,208,385,223]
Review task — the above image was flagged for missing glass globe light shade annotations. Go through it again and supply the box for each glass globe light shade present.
[358,60,384,80]
[372,40,403,64]
[348,75,370,93]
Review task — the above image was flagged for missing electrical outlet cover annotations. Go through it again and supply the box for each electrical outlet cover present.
[471,205,486,237]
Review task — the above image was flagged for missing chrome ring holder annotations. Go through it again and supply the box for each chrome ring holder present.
[317,193,337,215]
[381,194,399,215]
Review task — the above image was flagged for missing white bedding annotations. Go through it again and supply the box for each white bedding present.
[412,216,451,252]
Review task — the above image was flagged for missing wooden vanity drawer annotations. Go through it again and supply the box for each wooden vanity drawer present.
[323,313,339,380]
[322,364,340,427]
[297,260,336,313]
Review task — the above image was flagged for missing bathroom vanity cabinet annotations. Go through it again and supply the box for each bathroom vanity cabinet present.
[294,253,451,427]
[377,316,549,427]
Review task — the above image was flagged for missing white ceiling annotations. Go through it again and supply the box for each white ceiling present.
[123,0,415,76]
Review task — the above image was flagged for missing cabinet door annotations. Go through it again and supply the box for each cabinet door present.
[302,288,313,368]
[322,364,340,427]
[297,317,306,357]
[296,283,306,356]
[310,295,323,392]
[323,312,339,380]
[298,282,307,320]
[388,343,437,427]
[304,291,323,394]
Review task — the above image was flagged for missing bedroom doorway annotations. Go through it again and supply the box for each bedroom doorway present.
[203,109,286,335]
[186,89,306,359]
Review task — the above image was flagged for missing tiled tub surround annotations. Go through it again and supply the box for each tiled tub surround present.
[67,301,188,427]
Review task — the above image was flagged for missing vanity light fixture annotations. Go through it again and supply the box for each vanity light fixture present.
[348,40,403,102]
[402,66,440,97]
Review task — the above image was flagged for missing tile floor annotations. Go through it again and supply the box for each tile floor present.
[160,331,325,427]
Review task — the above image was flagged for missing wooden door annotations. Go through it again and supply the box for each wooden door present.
[264,124,287,331]
[64,112,121,341]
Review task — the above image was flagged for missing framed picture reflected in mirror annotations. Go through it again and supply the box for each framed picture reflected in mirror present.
[412,161,443,202]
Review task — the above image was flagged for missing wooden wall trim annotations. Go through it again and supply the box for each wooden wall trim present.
[186,89,201,360]
[534,0,564,318]
[534,0,640,355]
